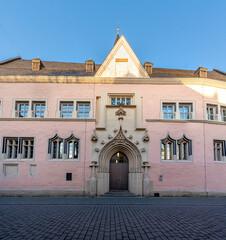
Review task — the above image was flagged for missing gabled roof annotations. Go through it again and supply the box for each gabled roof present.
[95,34,150,78]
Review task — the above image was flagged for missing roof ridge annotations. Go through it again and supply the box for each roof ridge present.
[0,56,21,65]
[213,68,226,76]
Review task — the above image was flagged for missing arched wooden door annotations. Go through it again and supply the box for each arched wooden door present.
[110,152,128,190]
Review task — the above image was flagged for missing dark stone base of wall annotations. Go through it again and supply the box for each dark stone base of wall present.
[152,190,226,197]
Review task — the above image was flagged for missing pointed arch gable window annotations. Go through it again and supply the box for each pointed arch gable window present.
[161,135,176,160]
[177,135,192,161]
[47,134,80,161]
[65,134,79,160]
[48,134,63,159]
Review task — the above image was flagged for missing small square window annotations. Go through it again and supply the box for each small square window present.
[66,173,72,181]
[32,102,46,118]
[16,101,29,118]
[77,102,90,118]
[162,103,175,119]
[60,102,73,118]
[207,104,218,121]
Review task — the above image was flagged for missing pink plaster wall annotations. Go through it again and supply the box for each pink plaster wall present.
[0,82,225,193]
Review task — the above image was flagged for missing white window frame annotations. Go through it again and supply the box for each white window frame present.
[108,93,134,106]
[77,102,90,118]
[32,101,47,118]
[220,106,226,122]
[12,99,48,118]
[160,101,195,120]
[56,99,92,118]
[213,140,226,163]
[206,104,218,121]
[1,137,35,161]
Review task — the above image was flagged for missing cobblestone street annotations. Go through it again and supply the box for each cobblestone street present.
[0,197,226,240]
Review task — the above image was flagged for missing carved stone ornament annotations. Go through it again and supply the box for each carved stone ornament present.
[91,130,98,142]
[113,128,118,133]
[135,140,139,145]
[108,134,113,139]
[142,130,149,142]
[128,135,133,140]
[95,147,100,152]
[141,148,146,152]
[123,129,127,133]
[115,106,126,117]
[101,140,105,145]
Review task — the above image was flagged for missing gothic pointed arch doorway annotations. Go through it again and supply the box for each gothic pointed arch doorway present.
[110,152,128,190]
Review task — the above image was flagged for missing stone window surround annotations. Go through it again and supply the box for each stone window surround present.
[160,100,196,120]
[206,102,226,122]
[213,139,226,163]
[160,134,193,163]
[107,93,135,106]
[56,99,93,118]
[47,133,80,162]
[2,163,20,178]
[1,136,35,161]
[12,99,48,118]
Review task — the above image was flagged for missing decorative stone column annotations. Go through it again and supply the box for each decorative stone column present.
[90,161,98,197]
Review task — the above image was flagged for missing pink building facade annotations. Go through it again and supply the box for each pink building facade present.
[0,33,225,196]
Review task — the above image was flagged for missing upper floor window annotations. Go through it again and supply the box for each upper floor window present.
[16,101,29,118]
[213,140,226,162]
[77,102,90,118]
[2,137,34,160]
[32,102,46,118]
[162,103,175,119]
[221,106,226,122]
[179,103,192,120]
[111,97,131,106]
[206,104,218,121]
[48,134,79,161]
[60,102,73,118]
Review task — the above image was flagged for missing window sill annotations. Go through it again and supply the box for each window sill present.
[1,159,34,162]
[160,159,193,163]
[214,161,226,164]
[48,159,80,162]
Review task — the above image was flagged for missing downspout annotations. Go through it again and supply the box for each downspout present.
[202,78,208,197]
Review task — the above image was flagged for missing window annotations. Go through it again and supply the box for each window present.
[48,134,80,161]
[213,140,226,162]
[2,137,34,160]
[161,135,176,160]
[207,104,218,120]
[77,102,90,118]
[32,102,46,118]
[162,103,175,119]
[221,106,226,122]
[60,102,73,118]
[65,134,79,159]
[111,97,131,106]
[16,101,29,118]
[179,104,192,119]
[177,135,192,161]
[21,138,34,159]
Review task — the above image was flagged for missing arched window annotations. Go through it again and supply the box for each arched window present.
[48,134,63,159]
[177,135,192,160]
[161,135,176,160]
[65,134,79,160]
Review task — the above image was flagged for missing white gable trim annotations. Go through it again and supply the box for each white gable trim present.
[95,35,150,78]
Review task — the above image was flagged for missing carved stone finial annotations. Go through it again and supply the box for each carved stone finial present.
[128,135,133,140]
[95,147,100,152]
[115,105,126,118]
[113,128,118,133]
[142,130,149,142]
[141,148,146,153]
[135,140,139,145]
[108,134,113,139]
[101,140,105,145]
[91,130,98,142]
[123,129,127,133]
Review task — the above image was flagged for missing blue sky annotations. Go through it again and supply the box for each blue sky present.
[0,0,226,71]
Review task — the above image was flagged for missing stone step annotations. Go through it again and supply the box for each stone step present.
[101,191,136,197]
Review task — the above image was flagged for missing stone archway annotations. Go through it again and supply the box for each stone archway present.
[96,127,143,196]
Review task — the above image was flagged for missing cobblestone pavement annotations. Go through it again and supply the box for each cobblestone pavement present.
[0,197,226,240]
